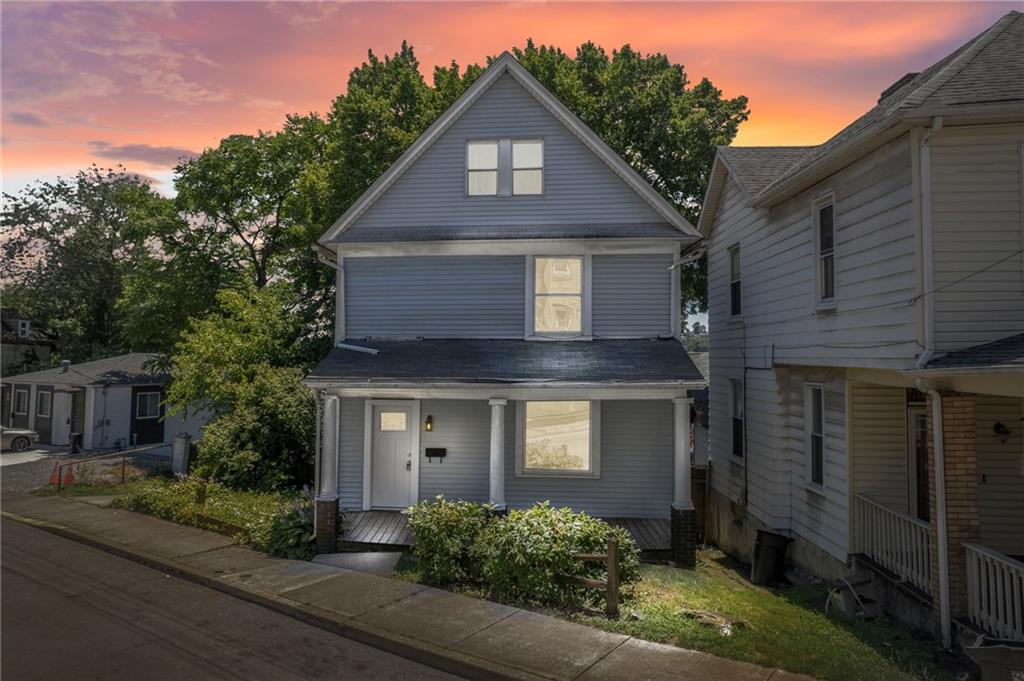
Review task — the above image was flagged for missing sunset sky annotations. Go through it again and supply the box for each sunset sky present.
[1,1,1014,196]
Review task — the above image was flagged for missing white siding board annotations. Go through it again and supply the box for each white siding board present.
[850,384,909,513]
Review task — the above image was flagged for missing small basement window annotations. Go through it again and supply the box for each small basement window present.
[512,140,543,195]
[518,400,599,476]
[467,141,499,196]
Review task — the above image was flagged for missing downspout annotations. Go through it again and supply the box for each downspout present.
[916,116,943,369]
[919,381,951,649]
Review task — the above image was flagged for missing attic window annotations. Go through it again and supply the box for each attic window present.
[17,320,30,338]
[512,140,543,195]
[467,141,498,196]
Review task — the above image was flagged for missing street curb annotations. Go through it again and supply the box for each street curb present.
[2,510,546,681]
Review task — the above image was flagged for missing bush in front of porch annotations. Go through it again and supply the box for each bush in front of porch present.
[404,497,640,609]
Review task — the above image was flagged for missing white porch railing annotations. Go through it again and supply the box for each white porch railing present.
[965,543,1024,641]
[854,495,932,594]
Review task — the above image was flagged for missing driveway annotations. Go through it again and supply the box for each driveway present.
[1,518,462,681]
[1,445,67,492]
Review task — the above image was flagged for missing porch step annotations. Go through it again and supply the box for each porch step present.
[827,575,882,619]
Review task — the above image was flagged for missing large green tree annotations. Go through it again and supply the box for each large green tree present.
[0,166,176,360]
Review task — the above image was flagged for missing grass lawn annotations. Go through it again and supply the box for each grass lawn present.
[569,550,967,681]
[395,548,969,681]
[35,480,151,498]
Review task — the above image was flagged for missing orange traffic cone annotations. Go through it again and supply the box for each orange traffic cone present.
[62,467,74,487]
[49,462,61,486]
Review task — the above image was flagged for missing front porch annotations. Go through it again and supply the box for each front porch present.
[850,381,1024,641]
[337,509,673,555]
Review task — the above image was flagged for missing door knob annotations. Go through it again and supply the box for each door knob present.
[406,461,412,471]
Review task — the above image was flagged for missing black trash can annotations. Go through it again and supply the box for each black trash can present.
[69,432,83,454]
[751,530,791,585]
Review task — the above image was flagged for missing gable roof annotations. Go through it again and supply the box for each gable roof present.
[319,52,699,245]
[2,353,169,387]
[699,9,1024,228]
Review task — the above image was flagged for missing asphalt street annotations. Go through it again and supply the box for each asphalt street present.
[1,518,461,681]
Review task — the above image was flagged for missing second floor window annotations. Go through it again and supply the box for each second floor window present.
[512,140,543,195]
[729,245,741,316]
[533,256,582,335]
[467,141,499,196]
[814,198,835,302]
[17,320,30,337]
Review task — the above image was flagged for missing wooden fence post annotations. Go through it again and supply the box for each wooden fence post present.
[606,534,619,618]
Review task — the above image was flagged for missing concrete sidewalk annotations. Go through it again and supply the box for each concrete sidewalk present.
[2,493,812,681]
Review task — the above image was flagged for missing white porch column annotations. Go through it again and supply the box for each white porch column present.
[82,388,96,449]
[673,397,694,510]
[318,395,340,499]
[489,399,507,509]
[27,385,37,431]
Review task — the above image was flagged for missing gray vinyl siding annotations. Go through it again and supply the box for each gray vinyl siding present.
[850,384,909,513]
[930,124,1024,353]
[34,384,53,444]
[338,397,366,510]
[339,73,666,242]
[419,399,490,503]
[976,395,1024,556]
[345,256,525,338]
[592,254,674,338]
[505,400,674,518]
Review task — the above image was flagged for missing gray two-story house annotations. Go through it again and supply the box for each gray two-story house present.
[700,12,1023,646]
[307,52,705,564]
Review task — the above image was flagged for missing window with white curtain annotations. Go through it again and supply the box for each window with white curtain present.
[533,256,583,335]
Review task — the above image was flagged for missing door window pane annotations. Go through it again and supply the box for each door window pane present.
[524,401,590,472]
[379,411,407,432]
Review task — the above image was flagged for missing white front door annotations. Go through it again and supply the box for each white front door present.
[371,405,414,508]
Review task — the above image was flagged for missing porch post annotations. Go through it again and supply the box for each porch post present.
[489,399,507,510]
[315,394,340,554]
[671,396,696,568]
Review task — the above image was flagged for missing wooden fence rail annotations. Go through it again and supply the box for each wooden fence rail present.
[557,535,620,617]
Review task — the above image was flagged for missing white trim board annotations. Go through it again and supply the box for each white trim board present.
[326,385,698,401]
[362,399,421,511]
[319,52,699,245]
[335,238,684,258]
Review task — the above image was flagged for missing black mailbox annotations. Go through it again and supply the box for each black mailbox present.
[424,447,447,462]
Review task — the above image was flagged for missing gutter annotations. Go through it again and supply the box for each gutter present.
[918,380,952,649]
[916,116,944,370]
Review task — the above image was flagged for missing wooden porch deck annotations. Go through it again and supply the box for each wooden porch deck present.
[338,510,671,553]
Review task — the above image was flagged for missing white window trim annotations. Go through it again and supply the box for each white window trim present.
[525,254,592,339]
[17,320,30,337]
[728,244,742,319]
[512,138,544,196]
[36,391,52,418]
[811,192,837,310]
[804,383,826,493]
[728,378,744,463]
[136,391,161,420]
[361,399,421,511]
[13,389,29,416]
[515,400,601,478]
[466,139,499,197]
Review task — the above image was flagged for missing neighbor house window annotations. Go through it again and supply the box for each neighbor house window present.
[13,389,28,415]
[729,245,741,316]
[729,379,744,459]
[517,400,599,476]
[136,392,161,420]
[36,391,51,418]
[814,197,835,303]
[533,256,583,335]
[806,384,825,488]
[17,320,30,337]
[467,140,499,196]
[512,140,543,195]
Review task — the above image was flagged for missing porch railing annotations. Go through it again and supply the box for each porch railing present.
[964,543,1024,641]
[854,494,932,594]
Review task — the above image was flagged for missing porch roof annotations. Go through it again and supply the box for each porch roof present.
[307,338,703,385]
[925,332,1024,372]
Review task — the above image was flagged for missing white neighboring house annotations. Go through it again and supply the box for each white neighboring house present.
[700,11,1023,646]
[1,353,207,452]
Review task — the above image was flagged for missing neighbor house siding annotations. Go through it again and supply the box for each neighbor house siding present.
[345,256,525,338]
[976,395,1024,556]
[850,383,909,513]
[504,400,675,518]
[930,124,1024,352]
[338,397,365,509]
[91,386,133,450]
[419,399,490,503]
[591,253,674,337]
[337,72,666,242]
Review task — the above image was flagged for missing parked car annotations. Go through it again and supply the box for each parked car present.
[1,426,40,452]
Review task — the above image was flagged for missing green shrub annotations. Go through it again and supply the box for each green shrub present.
[473,502,640,608]
[404,496,495,585]
[265,497,316,560]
